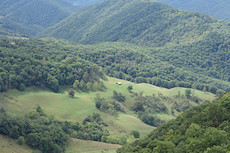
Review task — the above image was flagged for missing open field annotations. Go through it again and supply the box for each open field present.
[66,138,121,153]
[0,134,121,153]
[0,135,33,153]
[0,77,216,136]
[0,77,216,152]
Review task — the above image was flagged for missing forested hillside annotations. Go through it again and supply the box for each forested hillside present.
[42,0,230,93]
[157,0,230,21]
[0,39,105,93]
[44,0,230,46]
[1,38,229,94]
[0,0,75,36]
[118,92,230,153]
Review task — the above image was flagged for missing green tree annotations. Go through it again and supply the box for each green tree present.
[73,80,79,89]
[127,85,133,91]
[185,89,192,98]
[130,130,140,138]
[18,136,24,145]
[68,88,75,98]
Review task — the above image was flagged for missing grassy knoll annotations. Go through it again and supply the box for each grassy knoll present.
[0,135,33,153]
[66,138,121,153]
[0,77,215,137]
[0,134,121,153]
[0,77,216,153]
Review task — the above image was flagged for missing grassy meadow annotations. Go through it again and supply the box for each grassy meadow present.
[0,135,33,153]
[0,77,216,152]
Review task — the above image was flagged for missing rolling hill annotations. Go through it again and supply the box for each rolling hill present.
[43,0,230,46]
[0,0,75,36]
[0,37,217,152]
[42,0,230,93]
[157,0,230,21]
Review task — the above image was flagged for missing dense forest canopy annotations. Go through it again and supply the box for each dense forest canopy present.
[1,0,230,152]
[43,0,230,47]
[0,38,105,92]
[40,0,230,94]
[1,38,229,94]
[0,0,75,36]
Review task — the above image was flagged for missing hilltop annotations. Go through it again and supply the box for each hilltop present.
[41,0,230,94]
[65,0,104,7]
[158,0,230,21]
[0,0,75,36]
[44,0,230,46]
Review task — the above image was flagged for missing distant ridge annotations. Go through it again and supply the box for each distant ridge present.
[0,0,76,36]
[64,0,104,7]
[157,0,230,21]
[43,0,230,47]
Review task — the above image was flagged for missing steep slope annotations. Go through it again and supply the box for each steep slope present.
[44,0,230,46]
[118,92,230,152]
[43,0,230,93]
[1,38,229,94]
[157,0,230,21]
[0,0,75,36]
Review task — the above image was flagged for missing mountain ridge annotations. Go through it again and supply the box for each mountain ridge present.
[0,0,76,36]
[157,0,230,21]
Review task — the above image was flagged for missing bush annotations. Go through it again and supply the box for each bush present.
[130,130,140,138]
[18,136,24,145]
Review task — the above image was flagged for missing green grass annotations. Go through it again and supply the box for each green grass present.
[66,138,121,153]
[0,77,216,152]
[0,134,121,153]
[1,77,215,136]
[0,135,33,153]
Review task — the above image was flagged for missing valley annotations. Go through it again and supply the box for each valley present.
[0,0,230,152]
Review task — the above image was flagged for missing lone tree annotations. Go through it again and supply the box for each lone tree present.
[185,89,192,98]
[127,85,133,91]
[130,130,140,138]
[68,88,75,98]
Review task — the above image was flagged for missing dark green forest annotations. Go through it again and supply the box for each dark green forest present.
[0,39,105,92]
[1,38,230,94]
[0,106,110,153]
[0,0,75,36]
[1,0,230,152]
[40,0,230,94]
[118,92,230,153]
[44,0,230,46]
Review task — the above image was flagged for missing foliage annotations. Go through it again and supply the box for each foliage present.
[17,136,24,145]
[0,106,109,153]
[130,91,202,126]
[130,130,140,138]
[0,0,75,36]
[117,93,230,153]
[68,88,75,97]
[112,90,126,102]
[94,94,125,115]
[1,37,229,94]
[127,85,133,91]
[42,0,230,94]
[0,39,105,93]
